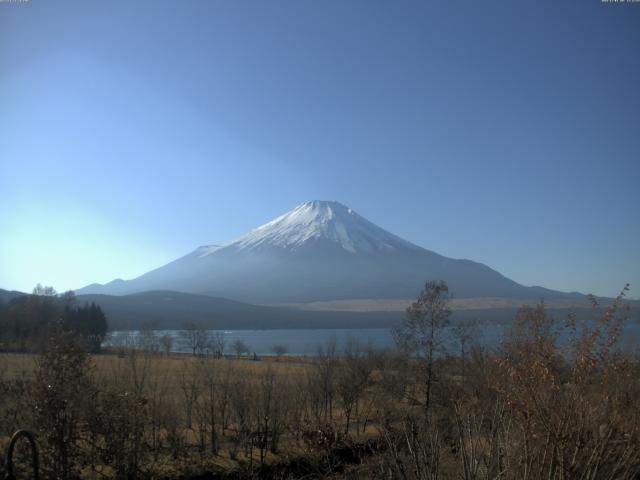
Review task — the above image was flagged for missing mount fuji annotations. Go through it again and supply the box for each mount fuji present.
[76,201,573,303]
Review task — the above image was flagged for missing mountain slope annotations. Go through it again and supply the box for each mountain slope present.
[0,288,27,303]
[76,200,577,303]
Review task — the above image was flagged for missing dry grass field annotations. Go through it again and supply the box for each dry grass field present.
[2,294,640,479]
[274,296,613,312]
[0,350,314,386]
[0,348,384,478]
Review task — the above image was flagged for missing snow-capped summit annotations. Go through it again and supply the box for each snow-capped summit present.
[76,200,567,303]
[227,200,415,254]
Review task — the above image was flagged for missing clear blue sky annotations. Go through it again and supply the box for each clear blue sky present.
[1,0,638,298]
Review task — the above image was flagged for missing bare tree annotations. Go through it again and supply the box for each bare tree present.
[32,284,57,296]
[393,280,451,415]
[231,339,250,359]
[210,332,226,358]
[315,338,338,422]
[271,344,288,360]
[159,334,173,355]
[179,360,200,430]
[452,318,480,386]
[137,329,159,353]
[337,338,374,434]
[179,322,210,356]
[195,358,220,454]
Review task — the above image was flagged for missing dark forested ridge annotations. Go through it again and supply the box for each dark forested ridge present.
[2,287,637,332]
[0,286,107,352]
[75,290,402,330]
[0,288,26,304]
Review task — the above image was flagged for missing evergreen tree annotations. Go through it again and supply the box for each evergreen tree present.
[0,286,109,353]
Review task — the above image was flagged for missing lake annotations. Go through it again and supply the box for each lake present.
[108,321,640,356]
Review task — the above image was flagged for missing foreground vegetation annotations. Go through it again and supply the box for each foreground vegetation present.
[1,282,639,479]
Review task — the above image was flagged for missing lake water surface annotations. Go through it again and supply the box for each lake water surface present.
[109,322,640,356]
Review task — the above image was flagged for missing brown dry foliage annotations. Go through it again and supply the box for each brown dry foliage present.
[0,285,638,479]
